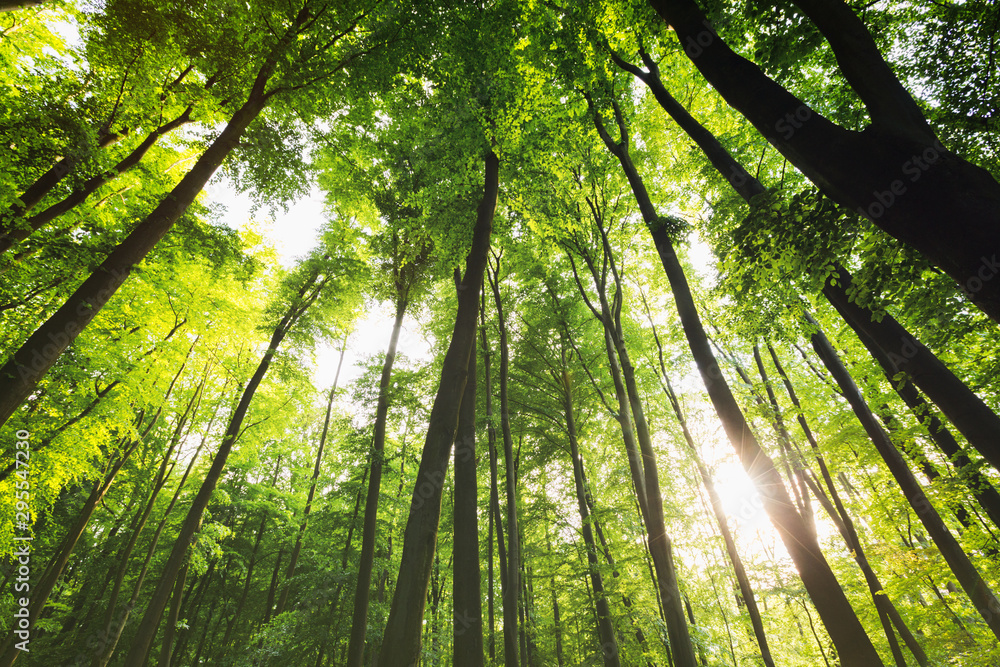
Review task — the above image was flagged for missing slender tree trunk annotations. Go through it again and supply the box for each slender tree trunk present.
[120,262,328,665]
[644,0,1000,322]
[379,150,498,666]
[489,258,522,667]
[482,303,502,663]
[808,313,1000,641]
[560,354,620,666]
[276,340,347,616]
[156,561,188,667]
[346,297,409,666]
[584,97,885,665]
[454,333,485,666]
[766,344,930,666]
[0,439,140,666]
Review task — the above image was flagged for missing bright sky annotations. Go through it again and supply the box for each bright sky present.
[203,174,427,395]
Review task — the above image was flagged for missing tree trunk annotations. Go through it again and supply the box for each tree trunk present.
[275,339,347,616]
[453,332,485,666]
[584,97,884,665]
[0,439,140,667]
[120,262,328,665]
[766,344,930,666]
[644,0,1000,322]
[0,108,195,254]
[822,268,1000,472]
[614,46,1000,477]
[560,355,620,666]
[346,297,409,666]
[807,313,1000,642]
[0,3,320,429]
[488,257,522,667]
[378,150,498,666]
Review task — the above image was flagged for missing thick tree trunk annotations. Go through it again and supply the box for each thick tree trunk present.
[807,314,1000,641]
[489,259,522,667]
[453,335,485,666]
[156,562,188,667]
[378,150,498,666]
[346,298,408,666]
[645,0,1000,322]
[614,48,1000,476]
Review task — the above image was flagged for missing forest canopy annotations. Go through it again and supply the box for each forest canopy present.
[1,0,999,666]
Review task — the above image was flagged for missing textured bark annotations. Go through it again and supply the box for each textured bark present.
[645,0,1000,322]
[346,298,408,666]
[453,335,485,666]
[379,150,497,666]
[808,314,1000,642]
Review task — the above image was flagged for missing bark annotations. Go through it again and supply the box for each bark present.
[0,4,315,429]
[378,150,497,666]
[766,345,930,666]
[560,356,620,666]
[0,440,140,667]
[645,0,1000,322]
[488,257,522,667]
[91,380,221,667]
[157,561,188,667]
[0,107,194,254]
[823,267,1000,473]
[0,1,50,10]
[656,367,775,667]
[481,303,503,663]
[807,313,1000,641]
[120,261,328,665]
[453,333,485,666]
[612,44,1000,476]
[346,297,409,667]
[584,96,884,665]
